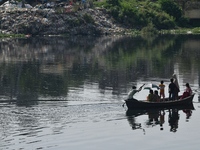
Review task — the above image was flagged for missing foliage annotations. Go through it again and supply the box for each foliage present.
[141,23,159,35]
[93,0,108,7]
[96,0,177,30]
[152,11,175,29]
[159,0,182,21]
[160,27,200,34]
[192,27,200,34]
[83,13,95,24]
[176,16,189,27]
[0,34,25,38]
[106,0,120,6]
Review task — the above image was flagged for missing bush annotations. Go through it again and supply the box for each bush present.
[141,23,159,34]
[83,13,95,24]
[106,0,120,6]
[153,12,176,29]
[108,5,121,19]
[94,0,109,8]
[177,16,189,27]
[159,0,182,21]
[95,0,178,30]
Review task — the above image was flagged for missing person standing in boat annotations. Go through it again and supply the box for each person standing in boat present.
[127,86,142,100]
[159,80,165,100]
[168,78,179,100]
[172,74,180,100]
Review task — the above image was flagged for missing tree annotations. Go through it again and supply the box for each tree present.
[106,0,120,6]
[160,0,182,21]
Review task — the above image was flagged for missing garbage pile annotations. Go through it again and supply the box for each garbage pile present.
[0,0,127,36]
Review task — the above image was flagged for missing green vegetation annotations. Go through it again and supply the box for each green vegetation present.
[83,13,95,24]
[161,27,200,34]
[94,0,190,31]
[0,33,25,38]
[0,0,199,37]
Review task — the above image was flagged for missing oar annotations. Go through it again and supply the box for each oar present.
[139,84,146,90]
[122,84,145,107]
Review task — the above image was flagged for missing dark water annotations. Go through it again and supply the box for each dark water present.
[0,35,200,150]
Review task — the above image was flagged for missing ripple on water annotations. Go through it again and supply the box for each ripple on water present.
[0,101,124,150]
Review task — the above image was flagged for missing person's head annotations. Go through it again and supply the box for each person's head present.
[161,80,164,84]
[186,83,190,88]
[160,127,164,131]
[150,89,153,94]
[170,78,174,83]
[132,86,136,89]
[154,90,158,95]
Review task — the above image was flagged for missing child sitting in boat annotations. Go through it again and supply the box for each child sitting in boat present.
[154,90,161,102]
[147,89,153,101]
[147,90,160,102]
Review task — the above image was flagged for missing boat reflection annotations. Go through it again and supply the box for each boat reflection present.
[168,109,179,132]
[126,110,144,130]
[159,110,165,130]
[126,104,195,132]
[183,109,192,121]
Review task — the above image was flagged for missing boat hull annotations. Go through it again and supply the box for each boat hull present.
[125,94,195,110]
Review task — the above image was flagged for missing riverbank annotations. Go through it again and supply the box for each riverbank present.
[0,5,130,36]
[0,1,200,37]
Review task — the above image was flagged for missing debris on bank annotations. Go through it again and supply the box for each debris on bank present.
[0,1,128,36]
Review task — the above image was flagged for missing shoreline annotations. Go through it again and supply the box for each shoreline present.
[0,6,200,37]
[0,7,130,36]
[1,27,200,38]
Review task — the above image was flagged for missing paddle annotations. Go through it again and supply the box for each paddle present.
[138,84,145,91]
[122,84,145,107]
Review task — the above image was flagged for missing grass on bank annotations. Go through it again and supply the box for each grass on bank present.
[0,34,25,38]
[161,27,200,34]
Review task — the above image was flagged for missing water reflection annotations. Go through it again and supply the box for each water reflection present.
[126,110,144,130]
[126,109,146,135]
[183,109,193,121]
[146,110,160,126]
[126,104,194,133]
[159,110,165,130]
[168,109,179,132]
[0,35,199,104]
[0,35,200,149]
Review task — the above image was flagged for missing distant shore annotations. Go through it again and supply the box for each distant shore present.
[0,5,131,36]
[0,4,200,37]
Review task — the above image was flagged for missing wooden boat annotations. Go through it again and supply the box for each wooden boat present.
[126,104,195,117]
[125,93,195,110]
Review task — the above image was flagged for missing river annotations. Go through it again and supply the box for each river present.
[0,34,200,150]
